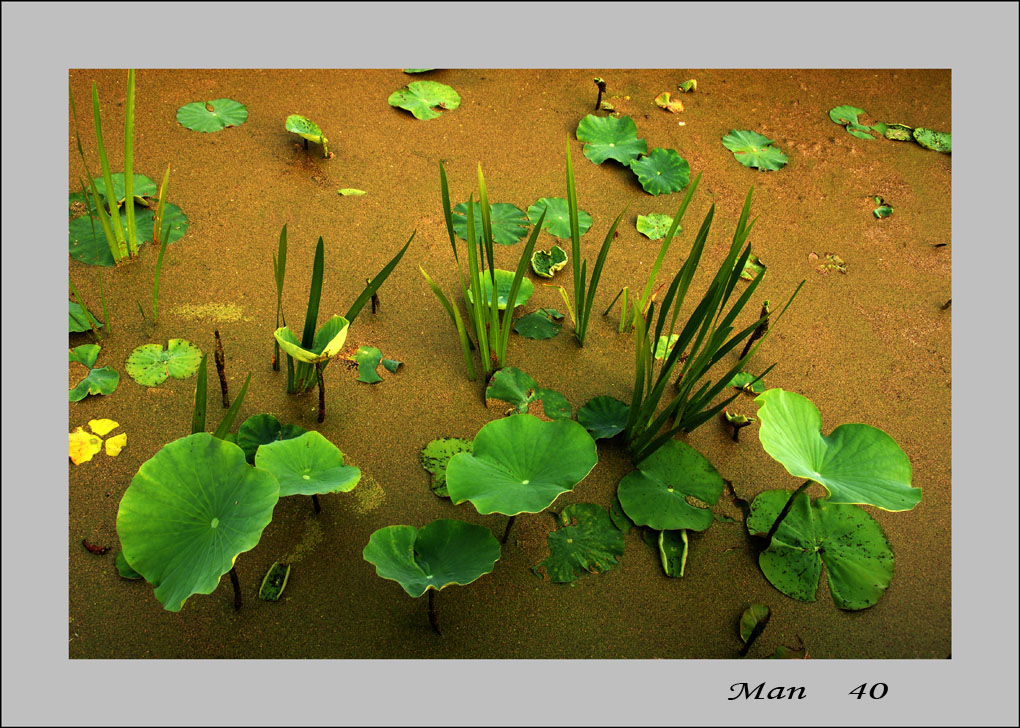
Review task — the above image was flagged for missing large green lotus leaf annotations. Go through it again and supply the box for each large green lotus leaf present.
[125,339,203,386]
[421,437,473,498]
[913,127,951,153]
[236,413,307,464]
[363,519,500,597]
[274,315,350,364]
[527,197,593,238]
[69,202,188,266]
[255,431,361,498]
[530,245,568,278]
[755,389,919,511]
[176,98,248,132]
[465,269,534,310]
[536,503,625,583]
[577,396,629,440]
[452,202,530,246]
[617,439,724,531]
[387,81,461,120]
[485,366,572,420]
[115,550,143,580]
[575,114,648,165]
[116,433,280,612]
[69,300,102,333]
[629,148,691,195]
[721,130,789,171]
[746,489,894,610]
[285,114,325,142]
[636,213,677,240]
[446,414,598,516]
[91,173,157,206]
[513,308,563,340]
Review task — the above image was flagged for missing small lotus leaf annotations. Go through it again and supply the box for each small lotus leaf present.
[236,413,307,464]
[874,204,893,219]
[513,308,564,340]
[728,372,765,394]
[913,127,951,153]
[90,173,157,206]
[465,269,534,310]
[117,433,280,611]
[69,350,119,403]
[285,114,325,142]
[755,389,920,511]
[69,300,102,333]
[485,366,571,420]
[577,396,629,440]
[176,98,248,132]
[654,92,683,113]
[722,130,789,171]
[576,114,648,165]
[452,201,530,246]
[115,550,143,579]
[658,529,689,577]
[125,339,203,386]
[531,245,568,278]
[421,437,473,498]
[274,315,350,364]
[69,201,188,266]
[654,334,679,360]
[527,197,593,238]
[740,254,766,280]
[446,414,598,516]
[617,439,724,531]
[70,344,100,369]
[363,519,500,597]
[69,427,104,465]
[884,123,914,141]
[387,81,461,120]
[746,489,894,610]
[739,604,771,643]
[636,213,677,240]
[536,503,625,583]
[629,148,691,195]
[828,105,875,138]
[255,431,361,498]
[352,346,385,383]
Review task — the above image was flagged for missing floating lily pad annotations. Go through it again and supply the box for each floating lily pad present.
[913,127,951,153]
[465,269,534,310]
[236,413,307,464]
[421,437,473,498]
[485,366,571,420]
[69,345,119,402]
[255,430,361,498]
[658,529,689,577]
[117,433,280,612]
[728,372,765,394]
[446,414,598,516]
[609,494,635,533]
[577,396,629,440]
[617,439,724,531]
[89,173,157,206]
[746,489,894,610]
[755,389,920,511]
[740,254,766,280]
[654,334,679,360]
[69,199,188,266]
[115,550,143,579]
[636,213,677,240]
[739,604,771,644]
[513,308,564,340]
[883,123,914,141]
[69,300,102,333]
[535,503,625,583]
[531,245,568,278]
[125,339,203,386]
[654,92,683,113]
[274,315,349,364]
[258,562,291,601]
[722,130,789,171]
[629,148,691,195]
[829,105,875,139]
[575,114,648,165]
[527,198,593,239]
[388,81,461,120]
[176,99,248,132]
[452,201,530,246]
[363,519,500,597]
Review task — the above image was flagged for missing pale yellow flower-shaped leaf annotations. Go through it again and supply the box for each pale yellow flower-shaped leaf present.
[89,418,120,436]
[70,427,104,465]
[105,433,128,457]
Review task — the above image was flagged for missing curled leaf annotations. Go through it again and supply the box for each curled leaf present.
[654,92,683,113]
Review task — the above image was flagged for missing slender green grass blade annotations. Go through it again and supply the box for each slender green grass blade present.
[91,81,125,254]
[346,231,414,324]
[98,271,109,335]
[579,206,625,343]
[213,372,251,440]
[565,139,583,318]
[191,355,208,434]
[464,195,490,372]
[123,70,138,256]
[152,164,171,323]
[301,237,325,348]
[497,209,544,364]
[421,267,476,380]
[71,85,119,263]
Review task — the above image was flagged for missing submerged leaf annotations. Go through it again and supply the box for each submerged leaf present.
[388,81,461,120]
[258,562,291,601]
[536,503,625,583]
[883,123,913,141]
[421,437,473,498]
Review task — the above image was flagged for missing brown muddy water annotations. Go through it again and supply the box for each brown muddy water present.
[67,69,950,659]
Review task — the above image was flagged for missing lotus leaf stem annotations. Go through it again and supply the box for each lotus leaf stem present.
[501,515,516,545]
[316,363,326,423]
[214,330,230,407]
[229,567,242,611]
[428,589,441,635]
[312,494,322,514]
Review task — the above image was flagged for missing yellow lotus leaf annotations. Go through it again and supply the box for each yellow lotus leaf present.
[89,418,120,436]
[70,427,103,465]
[105,433,128,457]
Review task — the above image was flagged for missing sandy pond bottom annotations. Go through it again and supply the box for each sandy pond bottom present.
[68,69,950,659]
